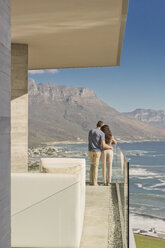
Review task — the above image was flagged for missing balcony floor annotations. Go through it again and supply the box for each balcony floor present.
[80,184,122,248]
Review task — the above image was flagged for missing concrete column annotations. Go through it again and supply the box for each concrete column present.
[0,0,11,247]
[11,44,28,172]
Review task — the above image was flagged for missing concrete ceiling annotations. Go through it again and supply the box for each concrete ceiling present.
[11,0,129,70]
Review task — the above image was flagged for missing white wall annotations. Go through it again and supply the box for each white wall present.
[0,0,11,247]
[11,171,85,248]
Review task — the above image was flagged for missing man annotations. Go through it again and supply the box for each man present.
[88,121,113,186]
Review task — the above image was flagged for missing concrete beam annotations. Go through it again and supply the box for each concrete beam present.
[11,44,28,172]
[0,0,11,247]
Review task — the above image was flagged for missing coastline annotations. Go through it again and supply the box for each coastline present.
[130,213,165,237]
[44,140,87,145]
[28,138,165,149]
[118,139,165,144]
[37,138,165,147]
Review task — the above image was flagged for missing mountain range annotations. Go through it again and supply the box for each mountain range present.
[123,109,165,129]
[28,79,165,146]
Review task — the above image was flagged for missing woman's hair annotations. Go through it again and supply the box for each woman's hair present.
[101,125,112,144]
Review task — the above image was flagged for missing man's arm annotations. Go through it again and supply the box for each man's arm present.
[101,140,113,150]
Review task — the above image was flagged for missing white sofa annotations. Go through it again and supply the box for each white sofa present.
[11,158,86,248]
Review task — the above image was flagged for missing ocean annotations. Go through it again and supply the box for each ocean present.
[29,140,165,231]
[119,141,165,232]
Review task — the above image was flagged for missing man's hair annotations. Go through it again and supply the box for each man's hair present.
[97,121,104,127]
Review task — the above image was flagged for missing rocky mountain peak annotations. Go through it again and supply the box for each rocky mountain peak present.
[28,79,96,102]
[124,108,165,128]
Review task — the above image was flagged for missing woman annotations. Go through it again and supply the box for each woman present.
[101,125,117,185]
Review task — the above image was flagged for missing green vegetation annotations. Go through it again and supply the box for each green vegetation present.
[134,234,165,248]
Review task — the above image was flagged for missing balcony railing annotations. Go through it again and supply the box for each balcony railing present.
[111,145,129,248]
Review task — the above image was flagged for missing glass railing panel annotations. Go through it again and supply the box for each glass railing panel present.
[111,145,125,183]
[112,145,128,248]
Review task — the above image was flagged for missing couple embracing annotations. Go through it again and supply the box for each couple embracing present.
[88,121,117,186]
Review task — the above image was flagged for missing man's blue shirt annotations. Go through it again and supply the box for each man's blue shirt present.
[88,128,105,152]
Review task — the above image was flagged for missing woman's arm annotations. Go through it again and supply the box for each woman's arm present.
[112,138,117,145]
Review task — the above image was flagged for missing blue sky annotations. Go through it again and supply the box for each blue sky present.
[28,0,165,112]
